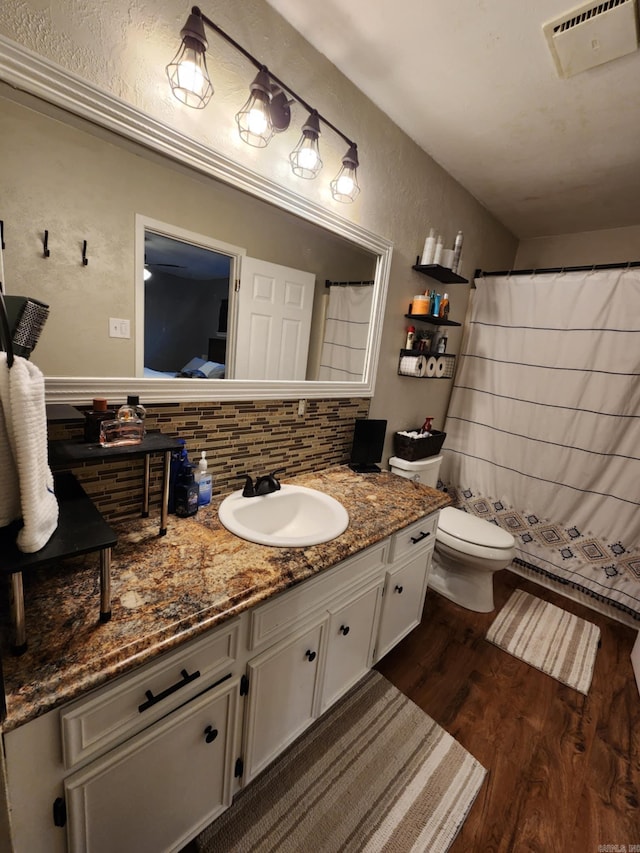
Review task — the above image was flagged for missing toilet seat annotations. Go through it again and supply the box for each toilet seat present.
[437,506,515,561]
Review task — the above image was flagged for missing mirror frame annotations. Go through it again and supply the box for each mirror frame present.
[0,35,392,404]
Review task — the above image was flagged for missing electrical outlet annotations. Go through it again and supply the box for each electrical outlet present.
[298,399,306,416]
[109,318,131,339]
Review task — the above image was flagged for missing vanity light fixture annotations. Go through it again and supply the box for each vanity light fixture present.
[166,6,360,202]
[166,10,214,109]
[330,144,360,204]
[289,110,323,179]
[235,68,275,148]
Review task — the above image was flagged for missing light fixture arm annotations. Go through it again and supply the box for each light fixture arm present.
[191,6,355,149]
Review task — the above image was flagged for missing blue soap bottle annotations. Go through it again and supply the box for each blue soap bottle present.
[175,465,198,517]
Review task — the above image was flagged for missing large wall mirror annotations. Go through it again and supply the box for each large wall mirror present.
[0,36,392,403]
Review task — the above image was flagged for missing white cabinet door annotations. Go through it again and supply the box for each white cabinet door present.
[234,257,315,380]
[375,550,433,662]
[321,581,383,712]
[243,620,326,783]
[64,679,239,853]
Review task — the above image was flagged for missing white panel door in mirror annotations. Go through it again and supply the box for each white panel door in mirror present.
[235,258,315,380]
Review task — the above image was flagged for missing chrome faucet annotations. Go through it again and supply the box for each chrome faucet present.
[242,469,284,497]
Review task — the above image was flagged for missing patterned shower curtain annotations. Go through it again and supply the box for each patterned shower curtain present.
[441,267,640,621]
[317,284,373,381]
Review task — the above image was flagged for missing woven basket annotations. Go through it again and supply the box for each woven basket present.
[393,429,446,461]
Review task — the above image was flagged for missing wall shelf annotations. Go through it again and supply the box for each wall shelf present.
[398,350,456,379]
[412,262,468,284]
[405,313,461,327]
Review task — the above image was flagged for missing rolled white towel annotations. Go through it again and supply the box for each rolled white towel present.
[0,354,21,526]
[0,353,59,552]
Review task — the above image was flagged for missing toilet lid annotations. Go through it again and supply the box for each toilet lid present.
[438,506,515,550]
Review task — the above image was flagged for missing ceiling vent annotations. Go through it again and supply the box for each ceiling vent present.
[543,0,639,77]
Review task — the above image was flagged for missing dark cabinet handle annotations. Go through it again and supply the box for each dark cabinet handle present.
[204,725,218,744]
[305,649,317,662]
[340,625,350,635]
[395,585,404,594]
[410,530,431,544]
[138,668,201,713]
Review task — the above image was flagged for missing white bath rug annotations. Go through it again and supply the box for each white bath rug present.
[486,589,601,694]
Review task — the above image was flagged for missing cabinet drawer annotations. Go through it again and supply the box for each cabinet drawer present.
[388,512,438,563]
[61,619,240,770]
[249,540,387,651]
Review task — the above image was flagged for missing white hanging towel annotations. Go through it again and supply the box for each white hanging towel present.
[0,352,59,552]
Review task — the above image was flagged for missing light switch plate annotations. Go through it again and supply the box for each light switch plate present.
[109,318,131,338]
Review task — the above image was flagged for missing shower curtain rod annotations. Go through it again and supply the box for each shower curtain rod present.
[474,260,640,279]
[325,279,375,287]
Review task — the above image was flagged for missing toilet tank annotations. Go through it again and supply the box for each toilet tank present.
[388,454,443,487]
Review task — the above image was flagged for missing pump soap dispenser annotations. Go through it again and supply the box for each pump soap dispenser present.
[196,451,212,506]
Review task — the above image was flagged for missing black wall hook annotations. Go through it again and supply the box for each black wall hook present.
[82,240,88,266]
[43,230,50,258]
[0,220,5,250]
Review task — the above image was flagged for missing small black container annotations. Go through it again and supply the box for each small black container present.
[84,398,115,443]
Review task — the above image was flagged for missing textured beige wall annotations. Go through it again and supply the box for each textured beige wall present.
[0,0,517,460]
[516,225,640,268]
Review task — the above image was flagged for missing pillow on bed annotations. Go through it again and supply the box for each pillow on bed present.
[180,357,225,379]
[144,366,179,378]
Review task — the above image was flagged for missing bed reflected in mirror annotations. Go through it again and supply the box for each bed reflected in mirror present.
[142,229,232,379]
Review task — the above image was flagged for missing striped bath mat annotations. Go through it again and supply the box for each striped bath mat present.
[486,589,601,694]
[196,670,485,853]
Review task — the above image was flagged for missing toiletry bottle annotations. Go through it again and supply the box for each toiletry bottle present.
[84,398,115,443]
[439,293,449,318]
[175,465,199,517]
[196,451,212,506]
[126,395,146,433]
[101,397,144,446]
[452,231,464,274]
[420,228,436,265]
[437,333,448,353]
[169,440,189,513]
[405,325,415,349]
[433,236,444,266]
[431,292,441,317]
[420,417,433,435]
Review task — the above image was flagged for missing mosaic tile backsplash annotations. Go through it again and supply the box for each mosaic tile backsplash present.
[47,398,370,522]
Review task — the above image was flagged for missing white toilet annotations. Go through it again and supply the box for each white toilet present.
[388,455,516,612]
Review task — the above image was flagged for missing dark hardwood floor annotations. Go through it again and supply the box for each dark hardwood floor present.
[376,569,640,852]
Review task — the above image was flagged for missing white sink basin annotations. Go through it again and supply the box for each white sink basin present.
[218,484,349,547]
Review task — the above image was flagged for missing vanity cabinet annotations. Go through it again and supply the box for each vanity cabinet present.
[375,513,437,661]
[2,511,440,853]
[242,621,327,783]
[64,677,240,853]
[241,540,387,784]
[3,621,243,853]
[321,580,383,712]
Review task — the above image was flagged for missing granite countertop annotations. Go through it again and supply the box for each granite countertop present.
[1,465,451,732]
